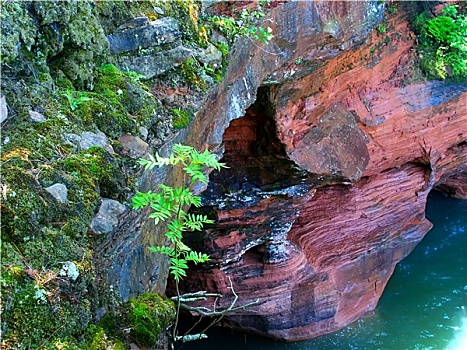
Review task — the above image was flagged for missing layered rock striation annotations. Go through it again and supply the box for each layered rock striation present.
[172,1,467,341]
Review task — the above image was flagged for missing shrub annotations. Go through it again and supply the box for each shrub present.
[415,4,467,79]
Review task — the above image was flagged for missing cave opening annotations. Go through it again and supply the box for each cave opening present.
[203,87,311,206]
[222,87,286,162]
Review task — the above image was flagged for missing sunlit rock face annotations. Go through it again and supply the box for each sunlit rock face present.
[172,1,467,342]
[101,0,466,340]
[102,0,386,302]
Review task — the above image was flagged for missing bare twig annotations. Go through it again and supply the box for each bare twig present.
[173,277,260,343]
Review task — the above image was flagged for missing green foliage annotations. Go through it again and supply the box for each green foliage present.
[82,325,125,350]
[387,4,398,14]
[239,7,274,44]
[204,3,273,44]
[132,144,226,282]
[123,67,146,83]
[62,89,93,111]
[377,24,387,34]
[213,41,229,57]
[180,57,208,90]
[95,293,175,348]
[171,107,192,129]
[167,0,209,46]
[415,4,467,79]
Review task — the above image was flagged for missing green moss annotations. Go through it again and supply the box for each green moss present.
[60,146,126,200]
[0,247,26,288]
[41,339,81,350]
[63,64,162,137]
[0,1,176,348]
[23,228,85,267]
[127,293,176,347]
[33,1,109,88]
[165,0,209,47]
[82,325,125,350]
[0,165,62,241]
[0,115,76,167]
[414,4,467,79]
[172,107,193,129]
[94,0,165,35]
[213,41,229,58]
[1,1,113,89]
[2,145,126,243]
[1,229,97,349]
[0,1,37,63]
[2,282,93,349]
[96,293,175,347]
[180,57,208,90]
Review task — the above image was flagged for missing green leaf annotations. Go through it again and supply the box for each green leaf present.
[131,191,152,209]
[172,144,194,161]
[185,251,210,263]
[169,266,187,282]
[177,241,191,252]
[184,165,207,184]
[149,246,175,256]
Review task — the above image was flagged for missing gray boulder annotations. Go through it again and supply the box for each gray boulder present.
[0,95,7,123]
[45,183,68,203]
[90,199,127,235]
[117,45,192,79]
[108,17,181,55]
[80,130,114,153]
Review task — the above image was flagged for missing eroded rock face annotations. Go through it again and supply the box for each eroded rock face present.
[101,0,466,341]
[172,1,467,342]
[102,0,386,303]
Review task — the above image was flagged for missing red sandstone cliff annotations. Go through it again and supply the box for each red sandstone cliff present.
[173,1,467,341]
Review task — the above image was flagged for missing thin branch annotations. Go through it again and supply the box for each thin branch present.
[173,281,181,340]
[173,276,260,343]
[182,315,204,338]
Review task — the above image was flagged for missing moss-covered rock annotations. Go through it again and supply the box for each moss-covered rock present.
[60,146,126,199]
[0,1,36,63]
[0,165,61,241]
[82,325,126,350]
[413,4,467,79]
[98,292,176,348]
[0,0,226,347]
[127,293,176,347]
[2,281,93,349]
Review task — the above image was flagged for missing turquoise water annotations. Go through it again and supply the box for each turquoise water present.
[179,191,467,350]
